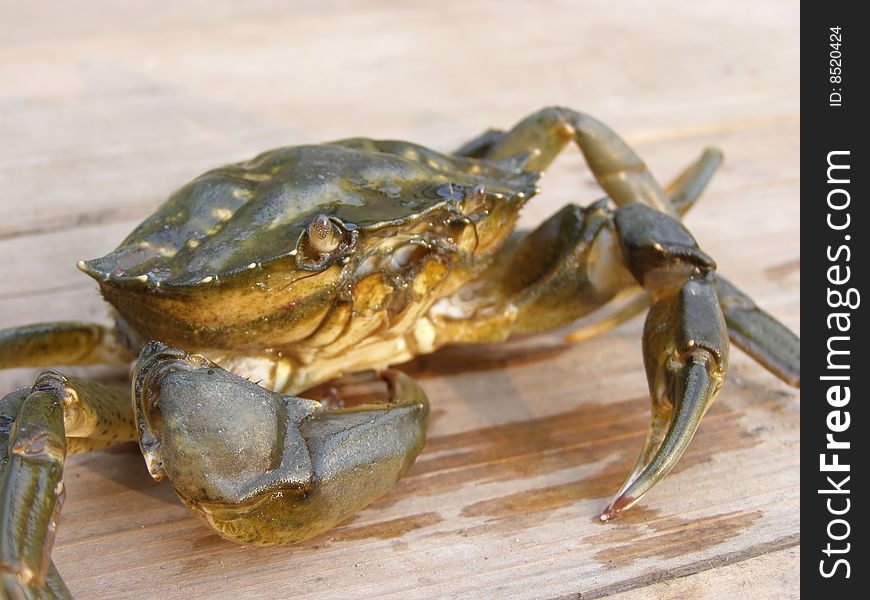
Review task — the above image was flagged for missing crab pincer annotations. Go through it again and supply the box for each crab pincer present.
[132,342,428,545]
[599,203,798,520]
[601,273,728,520]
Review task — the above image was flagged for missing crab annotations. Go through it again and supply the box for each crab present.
[0,107,800,598]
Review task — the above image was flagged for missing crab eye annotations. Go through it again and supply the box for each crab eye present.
[296,215,355,271]
[307,215,341,254]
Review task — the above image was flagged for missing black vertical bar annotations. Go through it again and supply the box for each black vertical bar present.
[802,2,866,596]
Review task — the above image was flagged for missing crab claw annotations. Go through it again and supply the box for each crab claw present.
[600,273,728,521]
[132,342,428,545]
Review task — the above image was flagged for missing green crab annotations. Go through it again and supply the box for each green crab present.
[0,107,800,598]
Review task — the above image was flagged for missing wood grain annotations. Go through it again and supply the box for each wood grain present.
[0,1,799,598]
[607,547,800,599]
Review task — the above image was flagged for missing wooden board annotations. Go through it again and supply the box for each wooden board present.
[0,1,800,598]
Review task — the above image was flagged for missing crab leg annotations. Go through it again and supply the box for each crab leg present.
[563,147,724,343]
[0,322,133,370]
[0,371,135,598]
[435,141,726,341]
[455,109,724,345]
[482,106,675,215]
[453,128,506,158]
[715,276,800,387]
[600,203,731,520]
[598,261,799,514]
[433,176,796,519]
[1,339,428,588]
[0,385,69,599]
[666,148,724,214]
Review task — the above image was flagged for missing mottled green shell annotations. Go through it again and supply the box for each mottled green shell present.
[83,140,537,286]
[80,139,539,353]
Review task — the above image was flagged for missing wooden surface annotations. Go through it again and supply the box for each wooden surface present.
[0,1,799,598]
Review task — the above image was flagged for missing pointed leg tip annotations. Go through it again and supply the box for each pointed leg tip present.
[599,495,635,522]
[703,146,725,161]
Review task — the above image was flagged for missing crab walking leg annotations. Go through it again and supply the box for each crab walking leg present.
[483,106,676,215]
[628,144,798,387]
[0,372,136,598]
[1,388,70,599]
[715,276,800,387]
[0,322,133,370]
[600,265,803,502]
[433,198,792,519]
[45,374,136,444]
[0,385,70,600]
[132,342,429,546]
[453,128,506,158]
[558,148,799,388]
[563,147,725,343]
[460,109,725,344]
[434,145,727,343]
[666,148,724,214]
[561,292,650,345]
[600,203,731,520]
[9,372,136,450]
[457,118,723,218]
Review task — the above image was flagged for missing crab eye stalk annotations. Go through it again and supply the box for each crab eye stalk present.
[308,214,341,254]
[295,215,355,271]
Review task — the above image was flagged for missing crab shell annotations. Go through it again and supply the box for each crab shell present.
[80,140,539,357]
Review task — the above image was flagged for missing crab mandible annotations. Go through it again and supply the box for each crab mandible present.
[0,107,800,598]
